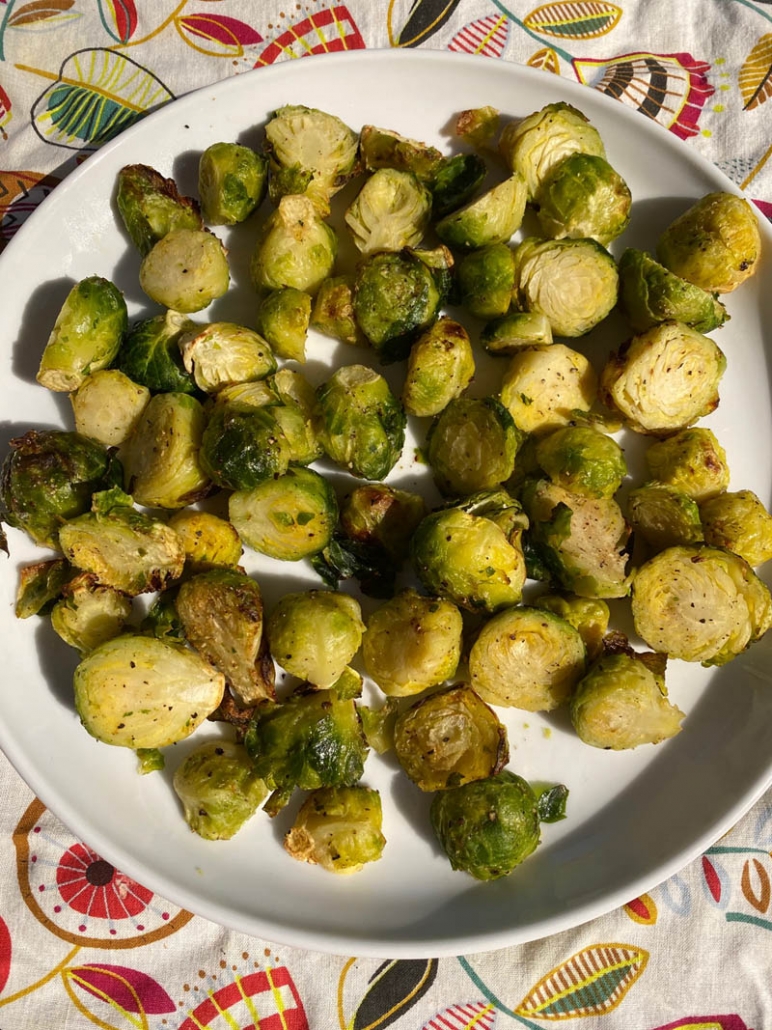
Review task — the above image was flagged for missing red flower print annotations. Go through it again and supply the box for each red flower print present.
[55,843,153,919]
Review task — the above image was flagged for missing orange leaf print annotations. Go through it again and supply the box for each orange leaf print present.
[739,34,772,111]
[741,857,771,913]
[527,46,560,74]
[8,0,75,26]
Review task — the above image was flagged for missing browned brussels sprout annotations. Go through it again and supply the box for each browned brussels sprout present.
[167,510,242,572]
[402,318,475,418]
[359,124,444,181]
[116,163,202,256]
[310,275,365,346]
[15,558,74,618]
[50,572,132,654]
[699,490,772,567]
[645,427,730,502]
[627,482,704,552]
[284,785,386,874]
[341,484,427,561]
[173,741,268,840]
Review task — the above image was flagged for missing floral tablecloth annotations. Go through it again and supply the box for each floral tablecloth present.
[2,1,772,1027]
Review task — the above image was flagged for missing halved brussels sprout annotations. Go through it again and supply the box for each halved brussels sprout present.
[456,488,530,547]
[198,142,268,225]
[394,684,508,791]
[700,490,772,567]
[571,651,684,749]
[74,634,224,749]
[499,343,598,435]
[359,124,444,181]
[469,605,586,710]
[173,740,268,840]
[430,153,487,219]
[532,593,609,661]
[37,276,128,392]
[435,172,527,251]
[644,427,730,502]
[228,467,337,561]
[599,321,726,435]
[340,484,427,560]
[345,168,432,255]
[270,368,323,465]
[266,589,363,687]
[284,785,385,874]
[116,163,202,256]
[456,105,501,148]
[139,228,230,313]
[617,248,729,333]
[200,398,291,491]
[255,288,312,363]
[167,510,242,572]
[631,544,772,665]
[310,275,365,346]
[480,311,553,355]
[407,243,455,303]
[427,396,519,497]
[362,588,463,697]
[15,558,74,618]
[71,370,151,447]
[251,194,337,295]
[50,572,132,654]
[627,482,704,551]
[0,429,121,549]
[535,426,627,499]
[456,242,515,321]
[117,310,198,395]
[657,191,762,293]
[512,237,618,337]
[402,317,475,418]
[179,322,276,392]
[535,153,631,245]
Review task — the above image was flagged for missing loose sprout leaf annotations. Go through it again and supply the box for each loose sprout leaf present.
[535,783,569,823]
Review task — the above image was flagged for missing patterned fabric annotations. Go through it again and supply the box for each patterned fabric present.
[1,2,772,1026]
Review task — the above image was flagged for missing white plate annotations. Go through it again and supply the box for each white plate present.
[2,50,772,959]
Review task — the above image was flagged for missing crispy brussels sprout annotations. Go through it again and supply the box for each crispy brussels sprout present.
[50,572,132,654]
[456,106,501,148]
[117,310,198,395]
[255,288,312,363]
[617,249,729,333]
[512,236,619,337]
[499,102,606,201]
[199,398,291,491]
[599,321,726,435]
[532,593,609,661]
[244,686,368,815]
[37,277,128,392]
[456,242,515,321]
[362,588,463,697]
[285,785,385,874]
[74,634,225,749]
[427,396,519,497]
[402,318,475,418]
[359,124,444,181]
[179,322,276,392]
[0,429,121,549]
[121,392,210,509]
[499,344,598,436]
[644,427,730,503]
[15,558,74,618]
[345,168,432,255]
[535,153,631,245]
[522,477,633,598]
[571,651,684,749]
[116,163,202,256]
[310,275,364,346]
[411,507,526,613]
[266,589,363,687]
[394,685,508,791]
[71,370,151,447]
[198,142,268,225]
[700,490,772,567]
[430,770,542,881]
[469,605,586,710]
[535,426,627,499]
[435,173,527,251]
[228,467,337,561]
[167,510,242,572]
[631,544,772,665]
[353,250,442,362]
[139,228,230,313]
[58,488,185,595]
[627,482,704,551]
[481,311,553,355]
[251,194,337,295]
[340,484,427,560]
[173,740,268,840]
[456,488,530,547]
[430,153,488,219]
[314,364,405,480]
[657,191,762,294]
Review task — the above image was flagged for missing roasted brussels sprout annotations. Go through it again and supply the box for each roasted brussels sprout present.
[314,364,405,480]
[456,105,501,148]
[70,370,151,447]
[427,396,519,497]
[116,163,202,256]
[456,242,515,321]
[631,544,772,665]
[310,275,364,346]
[469,605,586,710]
[699,490,772,567]
[228,467,337,561]
[37,277,128,392]
[362,588,463,697]
[251,195,337,295]
[266,589,363,687]
[407,243,455,303]
[179,321,277,392]
[401,318,475,418]
[512,236,618,337]
[535,426,627,499]
[535,153,631,245]
[137,748,165,775]
[15,557,74,618]
[139,228,230,313]
[255,288,312,363]
[340,484,426,560]
[571,651,685,749]
[198,142,268,225]
[199,397,292,491]
[499,344,598,436]
[117,310,198,395]
[173,740,268,840]
[455,488,530,548]
[532,593,609,661]
[644,427,730,502]
[345,168,432,255]
[599,321,726,435]
[58,488,185,595]
[284,785,385,873]
[430,770,542,881]
[140,587,185,642]
[657,191,761,294]
[480,311,553,355]
[167,509,242,572]
[627,482,704,551]
[50,572,132,654]
[430,153,487,219]
[435,173,527,251]
[74,634,224,749]
[359,124,444,181]
[394,685,508,791]
[617,248,729,333]
[0,429,121,549]
[270,368,323,465]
